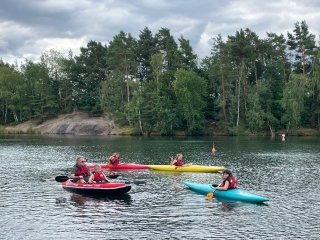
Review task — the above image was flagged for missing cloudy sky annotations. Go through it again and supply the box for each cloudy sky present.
[1,0,319,64]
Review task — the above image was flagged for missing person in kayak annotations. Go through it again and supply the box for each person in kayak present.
[170,153,192,167]
[70,156,92,183]
[109,152,120,165]
[88,164,111,183]
[215,169,238,190]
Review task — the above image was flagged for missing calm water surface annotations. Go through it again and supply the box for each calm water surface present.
[0,135,319,239]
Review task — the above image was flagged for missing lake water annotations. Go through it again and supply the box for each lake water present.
[0,135,319,239]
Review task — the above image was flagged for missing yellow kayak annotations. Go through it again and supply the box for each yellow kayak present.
[148,165,225,173]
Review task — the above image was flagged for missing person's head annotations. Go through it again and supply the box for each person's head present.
[94,164,101,172]
[176,153,183,160]
[76,156,86,166]
[222,169,233,180]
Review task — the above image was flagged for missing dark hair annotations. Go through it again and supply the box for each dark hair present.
[222,169,233,178]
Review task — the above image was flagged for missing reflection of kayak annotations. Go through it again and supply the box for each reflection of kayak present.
[183,181,269,203]
[148,165,225,173]
[87,163,150,170]
[62,180,131,195]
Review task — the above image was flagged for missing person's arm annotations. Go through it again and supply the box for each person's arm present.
[216,180,229,190]
[109,153,116,161]
[70,167,83,180]
[170,157,176,166]
[88,174,94,183]
[102,172,111,182]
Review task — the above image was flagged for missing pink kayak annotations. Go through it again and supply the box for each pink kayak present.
[87,163,150,170]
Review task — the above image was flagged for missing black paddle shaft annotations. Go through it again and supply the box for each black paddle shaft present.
[55,174,119,182]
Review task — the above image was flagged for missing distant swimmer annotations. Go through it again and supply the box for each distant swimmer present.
[282,134,285,141]
[212,142,216,153]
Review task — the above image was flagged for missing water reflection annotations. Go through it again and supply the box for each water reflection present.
[69,192,132,207]
[221,202,236,212]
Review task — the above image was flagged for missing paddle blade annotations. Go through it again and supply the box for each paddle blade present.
[55,176,70,182]
[207,192,214,200]
[108,174,119,179]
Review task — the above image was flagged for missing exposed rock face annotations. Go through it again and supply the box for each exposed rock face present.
[6,112,121,135]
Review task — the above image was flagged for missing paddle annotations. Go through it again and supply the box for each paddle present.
[106,174,119,179]
[124,181,146,185]
[55,176,146,185]
[55,174,119,182]
[207,183,221,200]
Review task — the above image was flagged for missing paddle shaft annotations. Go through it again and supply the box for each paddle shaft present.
[124,181,146,185]
[207,183,221,199]
[55,174,118,182]
[55,176,145,185]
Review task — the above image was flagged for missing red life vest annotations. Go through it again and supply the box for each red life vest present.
[93,172,106,182]
[221,176,238,189]
[110,157,119,165]
[174,159,183,166]
[75,165,90,176]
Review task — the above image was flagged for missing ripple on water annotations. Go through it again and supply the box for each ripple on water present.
[1,135,319,239]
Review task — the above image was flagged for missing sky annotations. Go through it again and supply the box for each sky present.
[0,0,319,65]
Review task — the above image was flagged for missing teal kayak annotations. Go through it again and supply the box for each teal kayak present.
[183,181,269,203]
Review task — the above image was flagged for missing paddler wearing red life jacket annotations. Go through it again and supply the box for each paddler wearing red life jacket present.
[215,169,238,190]
[109,152,120,166]
[70,156,92,183]
[170,153,192,167]
[88,164,110,183]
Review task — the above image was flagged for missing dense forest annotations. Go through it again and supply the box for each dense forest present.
[1,20,320,135]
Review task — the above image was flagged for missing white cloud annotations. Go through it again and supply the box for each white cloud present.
[0,0,319,64]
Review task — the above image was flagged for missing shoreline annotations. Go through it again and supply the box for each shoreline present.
[1,112,319,136]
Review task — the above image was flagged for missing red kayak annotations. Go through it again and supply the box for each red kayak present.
[62,180,131,195]
[87,163,150,170]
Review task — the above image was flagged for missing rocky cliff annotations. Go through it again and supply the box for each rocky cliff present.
[6,112,121,135]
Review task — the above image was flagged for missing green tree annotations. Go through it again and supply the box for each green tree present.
[247,82,268,133]
[150,53,163,94]
[136,27,158,82]
[266,32,290,82]
[58,50,78,112]
[74,40,107,116]
[154,96,179,135]
[287,20,316,75]
[101,71,126,115]
[106,31,137,103]
[173,69,207,134]
[178,35,198,71]
[40,49,72,112]
[21,60,58,121]
[280,73,307,132]
[0,65,24,124]
[310,49,320,130]
[155,28,180,88]
[207,35,237,130]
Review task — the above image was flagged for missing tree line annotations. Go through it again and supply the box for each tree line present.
[1,20,320,135]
